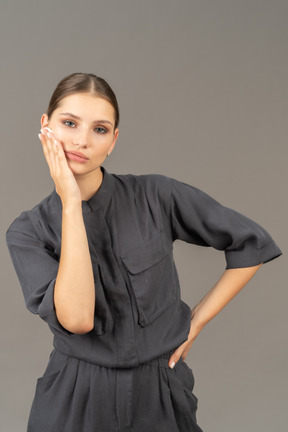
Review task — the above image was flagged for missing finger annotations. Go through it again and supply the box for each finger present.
[39,131,57,178]
[168,356,176,369]
[42,129,57,171]
[43,127,59,151]
[168,344,188,369]
[168,350,179,369]
[39,133,53,169]
[48,133,57,168]
[43,127,56,137]
[53,137,72,179]
[54,138,70,171]
[42,128,54,155]
[53,139,62,177]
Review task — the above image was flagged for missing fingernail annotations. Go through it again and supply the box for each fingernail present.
[54,139,58,146]
[38,133,42,140]
[47,132,51,138]
[40,128,44,134]
[169,361,175,369]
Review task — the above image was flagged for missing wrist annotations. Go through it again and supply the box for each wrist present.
[190,307,206,332]
[62,201,83,214]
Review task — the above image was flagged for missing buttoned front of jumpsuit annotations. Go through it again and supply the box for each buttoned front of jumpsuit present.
[6,166,282,432]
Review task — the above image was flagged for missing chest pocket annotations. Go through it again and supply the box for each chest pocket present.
[120,230,177,327]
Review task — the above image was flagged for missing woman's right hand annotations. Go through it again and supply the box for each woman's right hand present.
[38,127,82,208]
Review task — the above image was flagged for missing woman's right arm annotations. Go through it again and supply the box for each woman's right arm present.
[39,128,95,334]
[55,202,95,334]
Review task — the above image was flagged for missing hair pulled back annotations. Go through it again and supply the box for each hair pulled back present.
[46,72,120,130]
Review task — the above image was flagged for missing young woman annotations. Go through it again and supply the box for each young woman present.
[6,72,282,432]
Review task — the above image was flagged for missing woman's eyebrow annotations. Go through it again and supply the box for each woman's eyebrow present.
[59,112,113,126]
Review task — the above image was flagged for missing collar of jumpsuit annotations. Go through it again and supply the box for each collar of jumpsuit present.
[51,165,114,213]
[5,165,282,368]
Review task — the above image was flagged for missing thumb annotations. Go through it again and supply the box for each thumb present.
[168,349,183,369]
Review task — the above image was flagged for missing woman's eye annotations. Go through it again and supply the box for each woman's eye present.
[63,120,75,127]
[63,121,106,134]
[95,127,107,134]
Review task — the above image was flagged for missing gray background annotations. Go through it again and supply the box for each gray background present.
[1,0,287,431]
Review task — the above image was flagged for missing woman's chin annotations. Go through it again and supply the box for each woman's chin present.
[66,160,89,174]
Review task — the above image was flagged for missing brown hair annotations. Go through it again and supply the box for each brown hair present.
[46,72,120,130]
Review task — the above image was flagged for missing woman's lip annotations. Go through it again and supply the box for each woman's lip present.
[65,151,89,163]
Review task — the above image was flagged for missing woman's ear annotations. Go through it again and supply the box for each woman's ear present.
[108,129,119,155]
[40,113,49,129]
[113,128,119,144]
[114,128,119,140]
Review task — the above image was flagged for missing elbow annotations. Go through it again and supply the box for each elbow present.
[57,314,94,334]
[66,321,94,335]
[69,321,94,334]
[54,302,95,334]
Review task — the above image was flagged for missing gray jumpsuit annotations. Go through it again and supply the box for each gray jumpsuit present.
[6,166,282,432]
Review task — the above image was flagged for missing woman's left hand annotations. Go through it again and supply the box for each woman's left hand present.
[168,264,263,369]
[168,311,203,368]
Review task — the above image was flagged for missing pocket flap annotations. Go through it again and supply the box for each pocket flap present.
[121,230,173,274]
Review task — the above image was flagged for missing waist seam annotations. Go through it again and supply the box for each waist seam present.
[53,346,176,369]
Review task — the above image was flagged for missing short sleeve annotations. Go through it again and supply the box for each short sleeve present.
[171,179,283,269]
[6,228,71,335]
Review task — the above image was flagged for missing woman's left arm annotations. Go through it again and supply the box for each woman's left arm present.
[166,177,282,368]
[169,263,262,368]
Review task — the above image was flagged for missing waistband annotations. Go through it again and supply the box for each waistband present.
[52,347,179,369]
[140,349,181,369]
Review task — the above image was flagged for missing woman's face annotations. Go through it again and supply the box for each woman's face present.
[41,92,119,176]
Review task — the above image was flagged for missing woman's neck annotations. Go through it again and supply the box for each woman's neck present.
[75,167,104,201]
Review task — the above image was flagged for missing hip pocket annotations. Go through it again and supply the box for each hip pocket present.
[166,361,202,432]
[36,349,69,388]
[28,351,73,431]
[120,230,177,326]
[179,359,196,393]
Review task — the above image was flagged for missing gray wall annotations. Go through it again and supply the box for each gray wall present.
[1,1,287,431]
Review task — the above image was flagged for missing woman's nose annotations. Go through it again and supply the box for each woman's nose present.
[75,141,87,149]
[73,129,89,148]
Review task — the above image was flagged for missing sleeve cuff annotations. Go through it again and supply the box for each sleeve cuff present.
[38,278,72,335]
[225,239,283,269]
